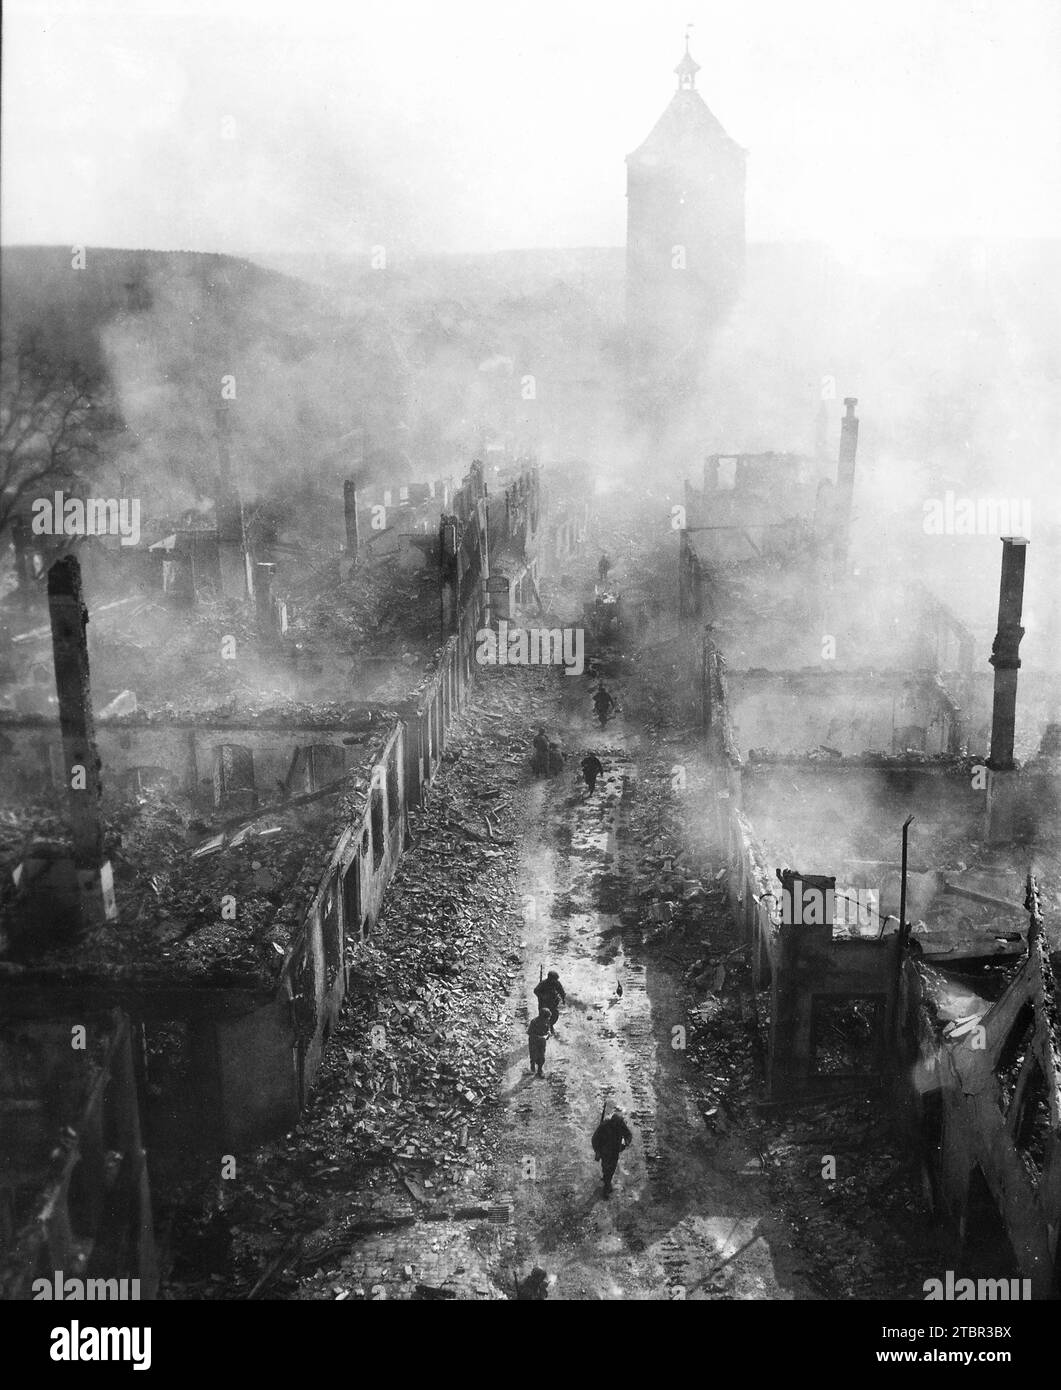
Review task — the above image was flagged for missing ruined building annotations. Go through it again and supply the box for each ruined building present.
[677,405,1061,1296]
[0,457,558,1296]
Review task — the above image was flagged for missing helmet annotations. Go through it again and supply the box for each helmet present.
[547,970,559,980]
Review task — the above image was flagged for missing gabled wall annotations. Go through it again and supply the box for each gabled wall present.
[912,935,1061,1297]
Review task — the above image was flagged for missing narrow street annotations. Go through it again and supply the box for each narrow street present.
[494,675,812,1299]
[155,518,935,1303]
[182,648,817,1301]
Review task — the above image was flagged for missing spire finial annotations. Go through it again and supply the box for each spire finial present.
[675,26,700,88]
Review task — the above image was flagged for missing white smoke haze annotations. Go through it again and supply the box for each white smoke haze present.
[674,238,1061,669]
[2,3,1059,693]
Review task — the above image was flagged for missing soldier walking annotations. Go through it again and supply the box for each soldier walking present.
[527,1006,552,1077]
[531,727,550,776]
[534,970,566,1035]
[514,1267,550,1300]
[593,683,616,727]
[580,752,604,794]
[591,1105,633,1197]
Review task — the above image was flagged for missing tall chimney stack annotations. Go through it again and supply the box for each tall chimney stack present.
[986,536,1028,842]
[47,555,117,923]
[343,478,360,562]
[835,397,859,570]
[988,537,1028,770]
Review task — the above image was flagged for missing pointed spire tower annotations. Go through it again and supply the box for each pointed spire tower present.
[674,33,701,90]
[625,34,746,420]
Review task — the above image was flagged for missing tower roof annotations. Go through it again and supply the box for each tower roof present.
[628,39,744,167]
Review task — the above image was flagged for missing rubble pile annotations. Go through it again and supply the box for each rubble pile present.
[87,599,283,711]
[760,1097,938,1298]
[0,783,339,983]
[0,714,399,981]
[4,543,444,722]
[679,952,939,1297]
[294,554,438,654]
[100,698,381,728]
[614,752,717,946]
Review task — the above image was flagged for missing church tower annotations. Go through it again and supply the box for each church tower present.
[626,39,746,437]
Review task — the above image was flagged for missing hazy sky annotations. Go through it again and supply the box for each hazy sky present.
[3,0,1060,257]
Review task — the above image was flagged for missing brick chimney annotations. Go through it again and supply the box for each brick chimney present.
[986,536,1029,843]
[46,555,117,924]
[835,397,859,570]
[987,537,1028,770]
[343,478,360,564]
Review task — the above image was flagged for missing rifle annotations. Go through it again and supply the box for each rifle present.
[539,964,543,984]
[593,1099,607,1163]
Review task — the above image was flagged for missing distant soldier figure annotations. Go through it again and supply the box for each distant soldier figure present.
[592,1106,633,1197]
[515,1267,550,1300]
[580,752,604,795]
[531,727,550,777]
[527,1006,552,1076]
[593,683,616,727]
[534,970,566,1034]
[598,554,611,583]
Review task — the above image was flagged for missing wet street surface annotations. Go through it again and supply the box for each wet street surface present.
[498,691,814,1299]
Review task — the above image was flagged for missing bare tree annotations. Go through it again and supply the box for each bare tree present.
[0,330,118,539]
